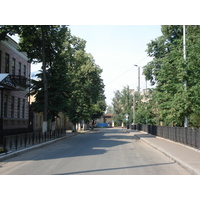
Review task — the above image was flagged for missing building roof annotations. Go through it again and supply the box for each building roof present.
[104,114,113,117]
[0,36,28,61]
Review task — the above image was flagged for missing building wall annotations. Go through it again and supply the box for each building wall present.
[32,111,72,132]
[0,38,30,76]
[0,37,30,130]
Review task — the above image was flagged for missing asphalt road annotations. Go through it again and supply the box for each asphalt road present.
[0,128,190,175]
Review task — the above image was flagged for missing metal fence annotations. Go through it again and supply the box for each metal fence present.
[133,124,200,150]
[2,129,66,153]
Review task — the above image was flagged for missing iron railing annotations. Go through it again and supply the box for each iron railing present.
[1,129,66,153]
[132,124,200,149]
[10,75,29,88]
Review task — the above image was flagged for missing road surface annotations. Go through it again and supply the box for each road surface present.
[0,128,190,175]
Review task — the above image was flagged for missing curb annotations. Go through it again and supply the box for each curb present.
[0,134,77,162]
[134,133,199,175]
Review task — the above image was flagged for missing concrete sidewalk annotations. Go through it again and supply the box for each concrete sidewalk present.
[0,133,77,162]
[132,130,200,175]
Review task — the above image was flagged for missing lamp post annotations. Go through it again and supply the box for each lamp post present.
[134,64,140,92]
[183,25,188,128]
[133,64,148,125]
[132,64,141,126]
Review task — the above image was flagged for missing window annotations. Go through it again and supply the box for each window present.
[11,96,15,118]
[22,99,25,118]
[18,62,21,76]
[3,95,8,118]
[17,98,20,118]
[24,65,26,77]
[12,58,16,75]
[5,53,9,73]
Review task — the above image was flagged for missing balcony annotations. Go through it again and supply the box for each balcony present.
[9,75,29,89]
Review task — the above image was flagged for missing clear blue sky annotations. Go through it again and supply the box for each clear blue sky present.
[69,25,162,105]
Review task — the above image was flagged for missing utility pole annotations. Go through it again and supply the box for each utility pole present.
[134,65,140,92]
[183,25,188,128]
[131,89,135,125]
[145,78,148,125]
[133,64,141,126]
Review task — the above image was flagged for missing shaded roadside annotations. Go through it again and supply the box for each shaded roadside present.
[0,132,77,162]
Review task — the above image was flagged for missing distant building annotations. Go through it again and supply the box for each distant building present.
[97,113,114,127]
[0,36,31,138]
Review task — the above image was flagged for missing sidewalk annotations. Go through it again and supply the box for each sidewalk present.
[0,133,77,162]
[132,130,200,175]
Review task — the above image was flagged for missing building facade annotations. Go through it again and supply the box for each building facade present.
[0,36,30,136]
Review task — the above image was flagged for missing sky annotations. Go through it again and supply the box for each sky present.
[68,25,162,105]
[3,0,196,108]
[30,25,162,106]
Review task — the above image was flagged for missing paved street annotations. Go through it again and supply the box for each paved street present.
[0,128,190,175]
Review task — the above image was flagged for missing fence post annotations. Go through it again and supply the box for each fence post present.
[32,133,35,145]
[3,136,7,153]
[45,131,47,142]
[15,135,18,150]
[195,129,197,148]
[184,127,188,145]
[24,134,27,148]
[39,132,41,143]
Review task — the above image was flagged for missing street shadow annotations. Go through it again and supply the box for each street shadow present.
[1,130,137,163]
[134,133,156,139]
[103,134,137,140]
[54,162,175,175]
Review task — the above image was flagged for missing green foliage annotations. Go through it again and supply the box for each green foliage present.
[112,86,133,126]
[65,40,106,125]
[106,105,114,114]
[143,25,200,127]
[0,25,106,129]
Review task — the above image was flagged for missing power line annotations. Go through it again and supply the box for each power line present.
[105,66,133,85]
[105,56,148,86]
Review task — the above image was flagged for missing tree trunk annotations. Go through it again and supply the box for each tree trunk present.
[72,123,77,132]
[91,120,95,130]
[51,121,56,132]
[42,27,48,134]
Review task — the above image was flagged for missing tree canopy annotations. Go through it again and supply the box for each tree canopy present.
[143,25,200,127]
[112,86,133,126]
[0,25,106,131]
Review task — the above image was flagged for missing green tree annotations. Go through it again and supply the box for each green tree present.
[106,105,114,114]
[112,86,133,127]
[143,25,200,127]
[112,90,123,126]
[0,25,106,131]
[0,25,69,132]
[65,36,106,131]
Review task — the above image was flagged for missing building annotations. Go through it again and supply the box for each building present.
[96,113,114,127]
[29,93,72,132]
[0,36,31,139]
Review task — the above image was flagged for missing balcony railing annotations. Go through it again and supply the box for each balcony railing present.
[9,75,29,88]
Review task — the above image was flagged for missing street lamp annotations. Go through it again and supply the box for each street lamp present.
[132,64,141,126]
[134,64,148,125]
[183,25,188,128]
[134,64,140,92]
